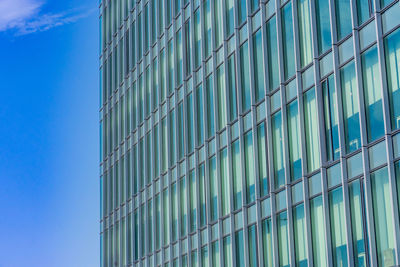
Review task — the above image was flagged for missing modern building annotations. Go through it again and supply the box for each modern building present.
[99,0,400,266]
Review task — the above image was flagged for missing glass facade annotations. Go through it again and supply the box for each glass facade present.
[100,0,400,266]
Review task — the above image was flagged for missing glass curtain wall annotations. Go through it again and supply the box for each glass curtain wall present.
[100,1,400,267]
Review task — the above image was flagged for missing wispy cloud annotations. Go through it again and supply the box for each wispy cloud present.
[0,0,94,36]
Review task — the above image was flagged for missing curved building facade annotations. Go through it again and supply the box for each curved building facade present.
[100,0,400,266]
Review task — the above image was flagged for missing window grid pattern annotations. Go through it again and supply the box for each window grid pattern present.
[99,0,400,266]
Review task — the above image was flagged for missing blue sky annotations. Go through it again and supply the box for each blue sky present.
[0,0,99,266]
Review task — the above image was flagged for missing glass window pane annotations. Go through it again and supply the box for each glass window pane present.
[192,250,198,267]
[225,0,234,37]
[292,182,304,203]
[203,0,211,58]
[133,145,138,194]
[189,171,197,232]
[187,93,195,153]
[168,40,175,94]
[253,29,264,101]
[209,157,218,221]
[320,52,334,78]
[161,118,168,172]
[155,195,161,249]
[134,211,139,260]
[212,241,220,267]
[139,139,145,190]
[304,88,321,172]
[281,3,295,80]
[175,0,181,15]
[349,180,368,267]
[302,67,314,90]
[336,0,352,40]
[250,0,259,13]
[286,78,297,101]
[361,46,384,142]
[138,13,142,59]
[158,0,164,34]
[178,103,185,160]
[357,0,373,25]
[166,0,172,24]
[199,165,207,227]
[382,4,400,34]
[359,22,376,50]
[217,65,227,130]
[257,123,269,196]
[176,30,183,87]
[227,55,238,121]
[369,141,387,169]
[214,0,223,48]
[200,246,207,267]
[287,100,302,180]
[248,225,258,267]
[276,190,287,211]
[194,10,202,68]
[196,85,204,145]
[271,89,281,112]
[309,172,322,196]
[163,188,170,245]
[329,187,348,267]
[277,211,289,267]
[220,149,230,216]
[272,112,285,188]
[323,75,340,161]
[151,0,157,43]
[139,76,144,123]
[127,214,132,263]
[327,164,342,188]
[206,76,215,138]
[371,167,396,266]
[232,140,243,210]
[152,59,158,110]
[347,153,363,178]
[148,200,153,253]
[181,177,187,237]
[384,28,400,130]
[293,204,308,267]
[316,0,332,54]
[238,0,247,25]
[298,0,313,67]
[169,109,176,167]
[262,219,273,267]
[245,131,255,203]
[341,61,361,153]
[240,41,251,111]
[160,50,166,101]
[144,4,150,51]
[266,16,279,90]
[223,236,232,266]
[310,196,327,267]
[235,230,245,266]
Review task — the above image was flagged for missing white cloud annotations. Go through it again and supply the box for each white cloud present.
[0,0,94,35]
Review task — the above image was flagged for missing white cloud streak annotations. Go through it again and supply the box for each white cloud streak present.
[0,0,94,35]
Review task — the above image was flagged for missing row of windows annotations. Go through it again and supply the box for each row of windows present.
[101,22,400,196]
[101,0,264,51]
[100,0,395,57]
[100,0,399,109]
[101,155,400,267]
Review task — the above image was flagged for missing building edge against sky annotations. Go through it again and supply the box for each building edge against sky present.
[99,0,400,266]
